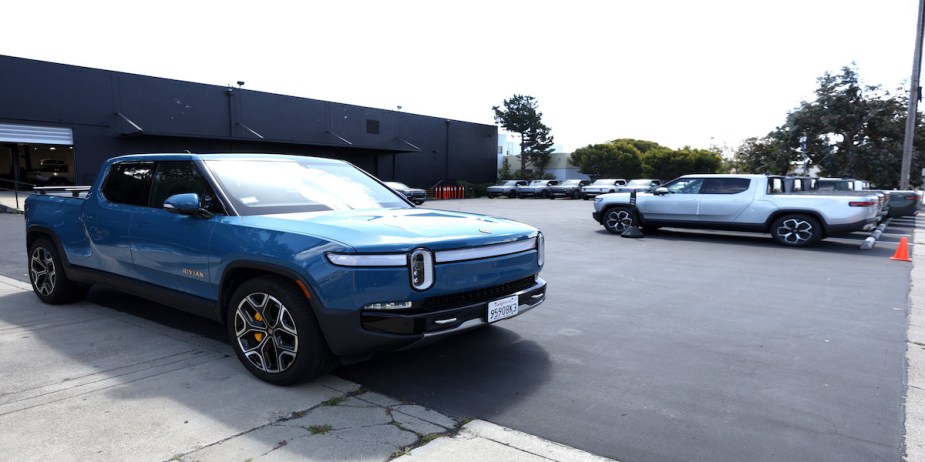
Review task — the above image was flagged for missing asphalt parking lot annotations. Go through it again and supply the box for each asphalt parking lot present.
[0,198,918,461]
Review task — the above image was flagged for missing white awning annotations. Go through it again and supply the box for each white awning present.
[0,123,73,145]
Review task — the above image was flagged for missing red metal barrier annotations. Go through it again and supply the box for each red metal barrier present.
[431,186,465,199]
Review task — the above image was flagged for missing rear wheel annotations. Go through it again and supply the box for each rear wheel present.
[602,207,637,234]
[571,190,580,199]
[227,276,336,385]
[28,237,88,304]
[507,191,516,198]
[771,214,822,247]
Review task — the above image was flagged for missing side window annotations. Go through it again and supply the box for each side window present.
[702,178,750,194]
[150,161,224,214]
[101,162,154,206]
[664,178,704,194]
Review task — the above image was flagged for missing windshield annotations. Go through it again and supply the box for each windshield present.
[529,180,545,186]
[561,180,582,186]
[385,181,410,189]
[205,158,409,216]
[592,179,615,185]
[501,180,520,186]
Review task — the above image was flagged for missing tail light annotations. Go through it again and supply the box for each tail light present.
[849,201,877,207]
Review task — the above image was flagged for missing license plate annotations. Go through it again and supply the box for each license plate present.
[487,295,519,323]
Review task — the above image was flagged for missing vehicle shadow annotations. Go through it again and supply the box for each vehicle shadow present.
[0,283,551,460]
[337,326,552,421]
[593,227,899,258]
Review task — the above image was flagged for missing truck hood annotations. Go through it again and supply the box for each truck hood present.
[232,208,537,252]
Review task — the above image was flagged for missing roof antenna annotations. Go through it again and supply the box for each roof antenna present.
[185,150,192,154]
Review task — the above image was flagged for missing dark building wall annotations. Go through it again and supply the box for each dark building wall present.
[0,55,498,188]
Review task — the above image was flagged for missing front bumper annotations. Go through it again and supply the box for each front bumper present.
[317,276,547,359]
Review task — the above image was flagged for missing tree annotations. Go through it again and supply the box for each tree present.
[731,136,795,174]
[569,140,644,179]
[493,95,556,179]
[498,156,513,180]
[640,146,725,181]
[751,65,924,188]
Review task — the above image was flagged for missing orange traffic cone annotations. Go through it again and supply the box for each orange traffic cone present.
[891,237,912,262]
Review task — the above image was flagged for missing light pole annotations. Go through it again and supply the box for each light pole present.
[901,0,925,189]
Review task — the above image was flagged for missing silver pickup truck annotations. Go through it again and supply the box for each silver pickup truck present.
[591,174,882,247]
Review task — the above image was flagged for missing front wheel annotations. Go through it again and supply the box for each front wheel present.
[770,215,822,247]
[227,276,337,385]
[28,237,88,304]
[602,207,638,234]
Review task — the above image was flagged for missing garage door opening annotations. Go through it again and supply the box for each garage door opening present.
[0,124,76,190]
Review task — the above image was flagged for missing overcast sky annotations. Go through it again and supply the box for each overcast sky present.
[2,0,920,152]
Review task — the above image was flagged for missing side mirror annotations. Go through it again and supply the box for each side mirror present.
[164,193,214,219]
[654,187,670,195]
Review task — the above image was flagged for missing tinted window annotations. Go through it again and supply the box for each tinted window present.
[150,161,224,214]
[701,178,750,194]
[101,162,154,206]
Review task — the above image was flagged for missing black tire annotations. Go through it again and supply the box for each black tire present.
[571,190,580,199]
[770,214,822,247]
[602,206,638,234]
[582,196,589,201]
[488,195,494,199]
[28,237,88,304]
[540,190,549,199]
[507,191,516,198]
[227,276,337,385]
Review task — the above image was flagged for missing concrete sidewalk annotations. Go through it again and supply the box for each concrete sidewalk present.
[0,189,28,213]
[0,275,613,462]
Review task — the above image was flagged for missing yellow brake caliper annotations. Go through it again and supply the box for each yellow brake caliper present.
[254,312,265,342]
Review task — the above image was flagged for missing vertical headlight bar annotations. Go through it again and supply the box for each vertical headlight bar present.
[409,248,434,290]
[536,232,545,267]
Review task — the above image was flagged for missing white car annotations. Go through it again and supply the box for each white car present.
[581,179,627,200]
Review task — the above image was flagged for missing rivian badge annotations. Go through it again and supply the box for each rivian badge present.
[479,228,492,234]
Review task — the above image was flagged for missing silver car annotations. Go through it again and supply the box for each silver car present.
[581,179,627,200]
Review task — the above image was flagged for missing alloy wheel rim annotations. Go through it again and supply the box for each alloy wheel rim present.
[30,247,56,296]
[606,210,633,232]
[234,293,299,373]
[776,218,814,244]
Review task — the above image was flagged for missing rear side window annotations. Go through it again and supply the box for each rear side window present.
[701,178,750,194]
[101,162,154,206]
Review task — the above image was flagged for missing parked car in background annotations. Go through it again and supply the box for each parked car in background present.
[384,181,426,205]
[816,177,871,191]
[886,190,922,218]
[592,174,882,247]
[616,179,661,193]
[581,179,627,200]
[517,180,560,198]
[549,179,591,199]
[487,180,528,198]
[25,159,75,186]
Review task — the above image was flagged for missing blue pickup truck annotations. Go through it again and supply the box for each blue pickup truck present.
[25,153,546,385]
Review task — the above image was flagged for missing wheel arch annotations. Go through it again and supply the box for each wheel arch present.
[598,203,642,224]
[26,226,59,252]
[218,261,320,327]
